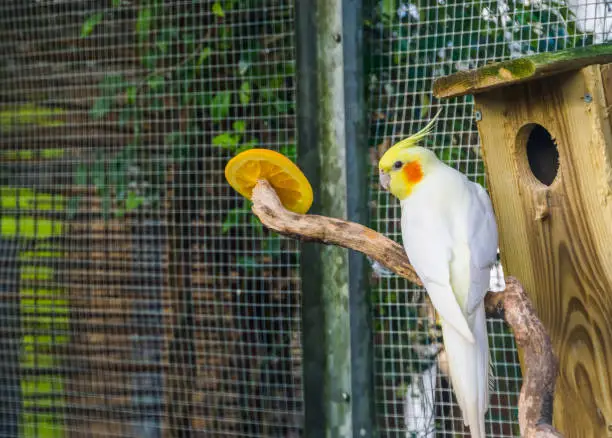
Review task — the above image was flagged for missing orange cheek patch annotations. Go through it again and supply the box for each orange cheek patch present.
[402,161,423,184]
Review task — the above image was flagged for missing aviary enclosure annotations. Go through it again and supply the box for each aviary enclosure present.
[0,0,609,437]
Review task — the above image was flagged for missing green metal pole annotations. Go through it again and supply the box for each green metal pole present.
[342,1,376,437]
[295,0,374,436]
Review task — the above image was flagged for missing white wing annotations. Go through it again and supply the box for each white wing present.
[401,204,475,343]
[465,181,499,315]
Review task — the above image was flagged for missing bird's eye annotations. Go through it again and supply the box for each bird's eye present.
[393,161,403,170]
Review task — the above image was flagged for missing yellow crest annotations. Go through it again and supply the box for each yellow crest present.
[392,109,442,150]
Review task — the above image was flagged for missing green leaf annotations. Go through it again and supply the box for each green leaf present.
[274,99,290,114]
[232,120,246,133]
[279,144,296,159]
[126,86,137,104]
[81,12,103,38]
[239,81,251,104]
[112,0,121,6]
[212,2,225,17]
[147,75,165,91]
[381,0,396,20]
[197,47,212,65]
[212,133,240,149]
[90,96,111,120]
[221,207,249,233]
[282,61,296,76]
[136,7,152,41]
[126,191,144,210]
[258,87,274,100]
[210,91,232,120]
[250,215,264,235]
[235,138,258,153]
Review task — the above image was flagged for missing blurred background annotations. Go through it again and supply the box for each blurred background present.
[0,0,605,436]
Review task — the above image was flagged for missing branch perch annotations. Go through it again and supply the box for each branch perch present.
[251,179,562,438]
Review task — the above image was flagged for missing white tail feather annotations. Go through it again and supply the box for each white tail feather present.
[440,303,489,438]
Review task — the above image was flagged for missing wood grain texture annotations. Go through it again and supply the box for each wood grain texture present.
[433,43,612,99]
[475,65,612,437]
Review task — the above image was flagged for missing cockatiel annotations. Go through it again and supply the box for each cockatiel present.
[378,111,498,438]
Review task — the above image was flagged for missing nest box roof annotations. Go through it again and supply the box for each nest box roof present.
[433,42,612,99]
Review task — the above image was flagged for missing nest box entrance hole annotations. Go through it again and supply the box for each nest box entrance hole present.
[520,124,559,186]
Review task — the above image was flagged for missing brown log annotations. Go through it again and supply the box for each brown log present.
[250,179,562,438]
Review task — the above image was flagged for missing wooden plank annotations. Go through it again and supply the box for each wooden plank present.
[474,65,612,436]
[433,42,612,98]
[597,64,612,182]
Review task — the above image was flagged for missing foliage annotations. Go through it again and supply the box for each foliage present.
[366,0,591,185]
[78,0,296,265]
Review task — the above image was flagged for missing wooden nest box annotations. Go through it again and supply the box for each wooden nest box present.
[434,44,612,437]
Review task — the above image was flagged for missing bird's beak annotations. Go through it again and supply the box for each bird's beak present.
[379,170,390,191]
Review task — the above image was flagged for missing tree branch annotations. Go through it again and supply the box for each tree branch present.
[250,179,563,438]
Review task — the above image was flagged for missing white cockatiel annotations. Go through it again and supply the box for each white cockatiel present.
[378,112,498,438]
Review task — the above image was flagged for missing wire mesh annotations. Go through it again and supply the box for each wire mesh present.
[0,1,301,437]
[2,0,610,437]
[365,0,604,436]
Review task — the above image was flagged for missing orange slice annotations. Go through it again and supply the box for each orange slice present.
[224,148,313,214]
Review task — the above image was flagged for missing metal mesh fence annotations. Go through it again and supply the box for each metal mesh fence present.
[0,1,301,437]
[365,0,604,436]
[1,0,610,437]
